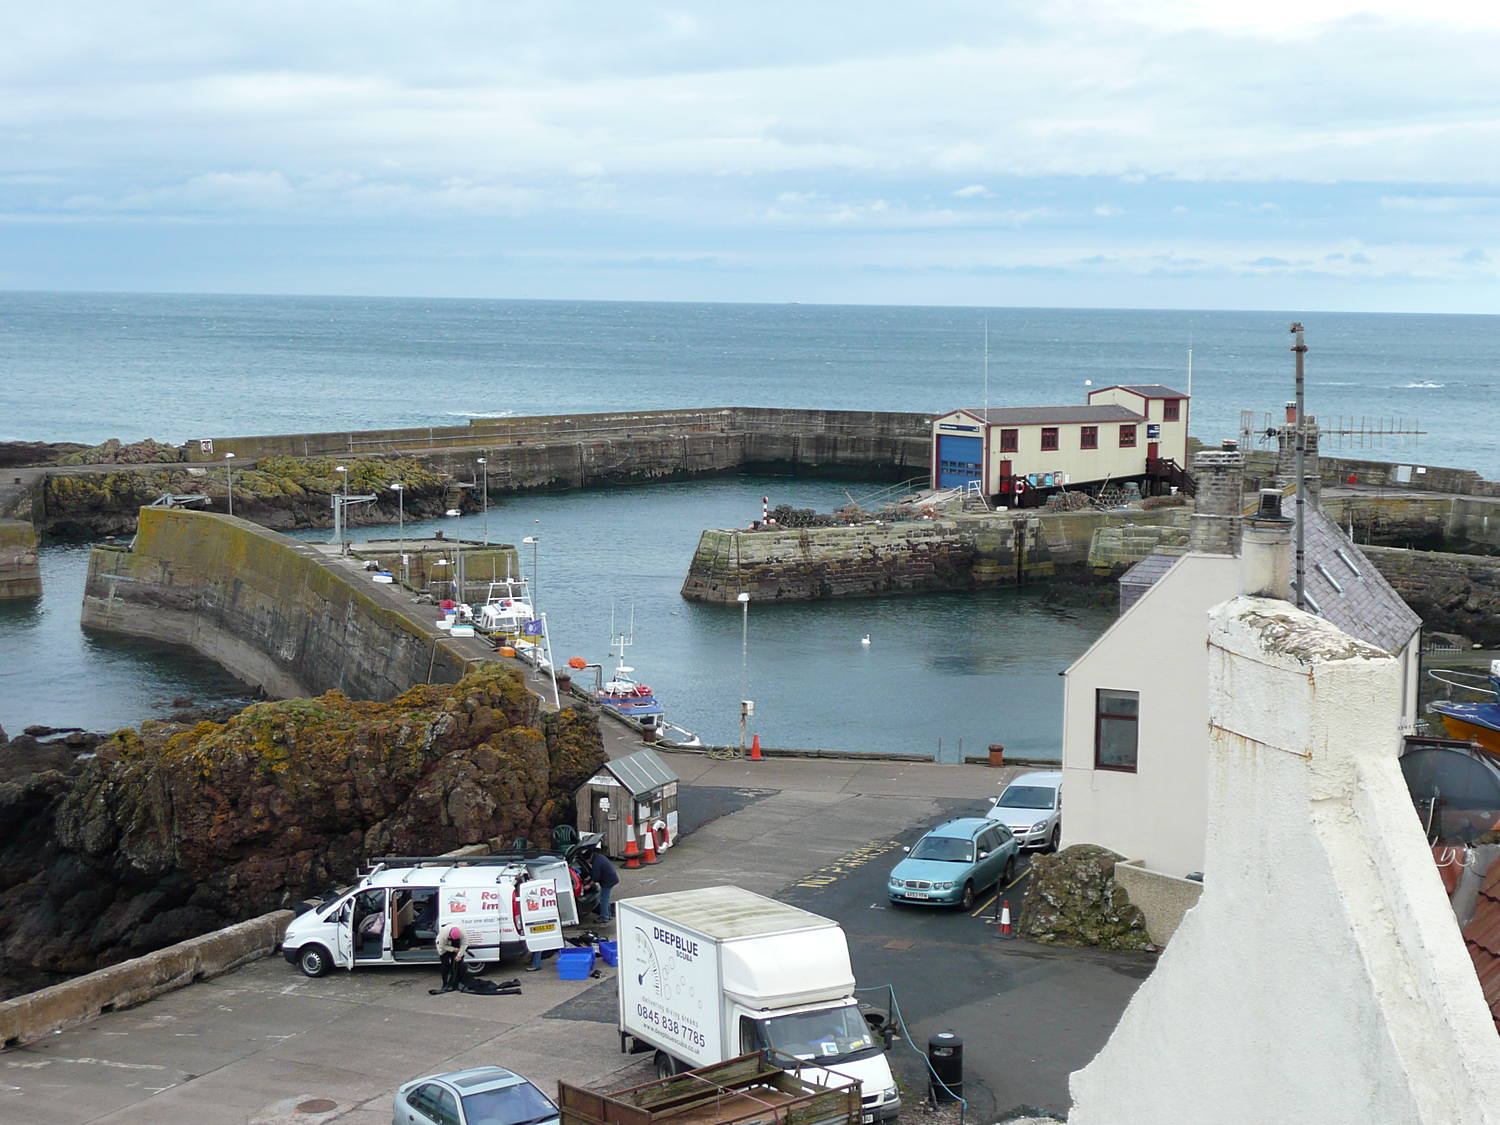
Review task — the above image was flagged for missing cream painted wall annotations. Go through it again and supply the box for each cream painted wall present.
[1069,598,1500,1125]
[1088,388,1189,464]
[983,421,1149,491]
[1060,553,1239,876]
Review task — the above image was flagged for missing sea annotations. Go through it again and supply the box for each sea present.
[1,292,1494,758]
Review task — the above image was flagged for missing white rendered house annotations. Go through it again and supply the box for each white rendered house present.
[1059,448,1421,882]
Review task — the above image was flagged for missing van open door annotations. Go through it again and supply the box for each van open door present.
[533,857,580,925]
[334,897,356,969]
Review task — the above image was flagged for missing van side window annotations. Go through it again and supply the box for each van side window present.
[740,1016,766,1055]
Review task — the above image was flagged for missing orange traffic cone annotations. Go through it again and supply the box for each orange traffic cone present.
[999,899,1014,938]
[641,822,658,865]
[623,816,641,869]
[749,734,762,762]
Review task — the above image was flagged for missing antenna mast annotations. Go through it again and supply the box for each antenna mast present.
[1290,323,1308,610]
[983,317,990,416]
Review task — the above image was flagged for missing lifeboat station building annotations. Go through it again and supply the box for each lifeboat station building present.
[930,384,1191,506]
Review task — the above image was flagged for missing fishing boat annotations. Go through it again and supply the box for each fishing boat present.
[570,614,701,747]
[1428,661,1500,754]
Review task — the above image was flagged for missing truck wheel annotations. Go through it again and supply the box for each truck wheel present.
[297,945,332,978]
[654,1052,678,1080]
[959,882,975,910]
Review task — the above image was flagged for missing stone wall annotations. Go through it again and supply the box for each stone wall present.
[1323,455,1500,498]
[1321,493,1500,554]
[81,508,475,700]
[1361,544,1500,645]
[681,507,1192,603]
[0,519,40,599]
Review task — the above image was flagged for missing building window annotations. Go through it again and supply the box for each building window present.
[1095,689,1139,772]
[1163,399,1181,422]
[999,429,1018,452]
[1080,426,1098,450]
[1040,427,1059,452]
[1119,425,1137,448]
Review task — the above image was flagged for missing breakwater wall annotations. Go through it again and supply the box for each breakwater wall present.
[81,508,477,700]
[0,520,40,599]
[182,406,935,488]
[1319,493,1500,554]
[681,507,1192,603]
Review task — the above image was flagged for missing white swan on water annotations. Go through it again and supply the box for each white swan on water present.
[861,634,871,645]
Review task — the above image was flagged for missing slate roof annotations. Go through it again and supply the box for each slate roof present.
[1121,500,1420,654]
[602,746,677,796]
[1293,504,1422,654]
[958,405,1144,426]
[1120,553,1180,615]
[1091,384,1189,399]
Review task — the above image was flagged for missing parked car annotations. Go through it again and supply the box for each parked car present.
[985,770,1062,851]
[394,1065,559,1125]
[887,817,1019,909]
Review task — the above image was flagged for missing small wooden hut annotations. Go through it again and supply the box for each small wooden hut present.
[575,747,680,859]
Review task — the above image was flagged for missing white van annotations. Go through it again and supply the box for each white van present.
[280,854,582,978]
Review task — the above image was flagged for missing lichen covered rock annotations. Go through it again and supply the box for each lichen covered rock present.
[1017,844,1153,951]
[0,664,605,985]
[56,438,184,465]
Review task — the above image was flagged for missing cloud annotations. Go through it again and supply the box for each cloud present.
[953,184,991,198]
[1093,204,1123,217]
[1457,247,1490,264]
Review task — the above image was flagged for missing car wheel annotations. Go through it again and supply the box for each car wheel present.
[654,1052,678,1080]
[1049,825,1061,852]
[959,881,975,910]
[1002,855,1016,885]
[297,945,332,978]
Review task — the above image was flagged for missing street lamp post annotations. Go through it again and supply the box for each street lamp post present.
[477,457,488,545]
[737,592,751,757]
[223,452,236,517]
[334,465,348,553]
[522,536,539,609]
[392,482,405,583]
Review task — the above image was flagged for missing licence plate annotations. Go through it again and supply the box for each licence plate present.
[862,1116,873,1123]
[530,922,556,933]
[905,891,929,899]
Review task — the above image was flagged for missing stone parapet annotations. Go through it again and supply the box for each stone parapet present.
[1113,860,1204,946]
[0,519,40,599]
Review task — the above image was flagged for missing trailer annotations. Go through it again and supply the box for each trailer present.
[559,1053,860,1125]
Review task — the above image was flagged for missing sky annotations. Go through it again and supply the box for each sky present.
[4,1,1499,312]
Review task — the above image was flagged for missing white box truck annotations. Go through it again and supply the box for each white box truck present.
[616,886,901,1124]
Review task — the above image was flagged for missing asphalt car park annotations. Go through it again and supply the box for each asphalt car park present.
[780,798,1154,1121]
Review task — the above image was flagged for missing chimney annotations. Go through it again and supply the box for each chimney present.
[1188,445,1245,555]
[1275,412,1320,498]
[1241,488,1294,599]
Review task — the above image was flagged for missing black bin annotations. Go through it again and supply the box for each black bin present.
[927,1031,963,1102]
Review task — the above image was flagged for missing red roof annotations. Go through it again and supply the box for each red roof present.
[1460,852,1500,1033]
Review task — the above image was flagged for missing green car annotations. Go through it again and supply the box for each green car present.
[888,817,1019,909]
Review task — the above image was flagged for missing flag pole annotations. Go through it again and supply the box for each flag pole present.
[541,612,560,708]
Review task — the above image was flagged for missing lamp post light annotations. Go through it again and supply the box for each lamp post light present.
[477,457,489,545]
[334,465,348,553]
[522,536,539,609]
[223,452,236,517]
[392,482,405,583]
[737,591,751,757]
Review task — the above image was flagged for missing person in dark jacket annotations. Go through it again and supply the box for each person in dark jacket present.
[591,850,620,923]
[437,925,470,990]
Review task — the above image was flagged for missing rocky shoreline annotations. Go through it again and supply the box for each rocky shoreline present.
[0,666,606,1001]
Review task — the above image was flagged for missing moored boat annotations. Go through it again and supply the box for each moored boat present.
[1428,661,1500,755]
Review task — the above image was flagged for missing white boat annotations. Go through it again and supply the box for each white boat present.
[576,611,700,745]
[474,578,536,645]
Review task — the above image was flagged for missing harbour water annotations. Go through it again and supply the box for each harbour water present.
[2,293,1493,754]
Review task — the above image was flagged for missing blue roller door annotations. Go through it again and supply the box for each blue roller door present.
[937,434,983,488]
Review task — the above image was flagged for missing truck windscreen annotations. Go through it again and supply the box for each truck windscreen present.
[754,1006,878,1067]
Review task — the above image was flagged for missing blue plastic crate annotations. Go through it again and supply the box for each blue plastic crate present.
[557,949,595,979]
[596,940,618,967]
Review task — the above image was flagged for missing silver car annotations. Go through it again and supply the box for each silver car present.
[985,770,1062,851]
[394,1065,560,1125]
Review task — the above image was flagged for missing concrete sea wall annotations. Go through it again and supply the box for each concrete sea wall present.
[0,519,40,599]
[682,507,1192,602]
[81,508,476,700]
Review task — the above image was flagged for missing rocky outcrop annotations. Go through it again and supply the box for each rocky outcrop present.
[1017,844,1154,951]
[43,455,451,537]
[55,438,184,466]
[0,665,605,996]
[0,441,89,469]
